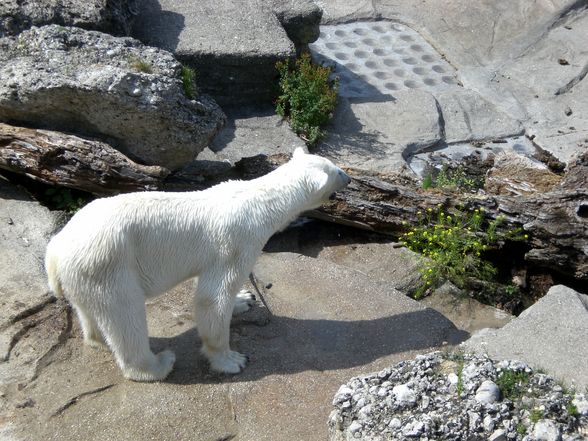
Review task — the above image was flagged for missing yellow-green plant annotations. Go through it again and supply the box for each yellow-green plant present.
[129,55,153,74]
[275,52,338,146]
[401,206,527,298]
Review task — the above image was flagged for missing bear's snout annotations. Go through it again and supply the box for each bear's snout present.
[338,169,351,186]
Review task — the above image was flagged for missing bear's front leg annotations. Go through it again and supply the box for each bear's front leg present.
[194,275,248,374]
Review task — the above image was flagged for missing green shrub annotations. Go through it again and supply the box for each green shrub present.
[45,188,86,213]
[566,401,579,417]
[275,52,338,146]
[422,165,482,192]
[400,206,527,298]
[496,369,530,401]
[181,66,198,99]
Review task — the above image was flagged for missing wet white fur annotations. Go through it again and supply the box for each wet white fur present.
[45,148,350,381]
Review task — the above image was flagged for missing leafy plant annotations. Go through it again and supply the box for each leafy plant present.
[496,369,530,401]
[400,206,528,299]
[516,423,527,435]
[422,165,483,192]
[566,401,579,417]
[530,408,543,423]
[181,66,198,99]
[45,188,86,213]
[129,56,153,74]
[275,52,338,146]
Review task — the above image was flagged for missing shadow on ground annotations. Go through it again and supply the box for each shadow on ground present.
[153,307,469,386]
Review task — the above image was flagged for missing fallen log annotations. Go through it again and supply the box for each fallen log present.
[0,123,169,195]
[233,153,588,282]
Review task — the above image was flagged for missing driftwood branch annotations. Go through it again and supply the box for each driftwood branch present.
[234,153,588,281]
[0,123,169,195]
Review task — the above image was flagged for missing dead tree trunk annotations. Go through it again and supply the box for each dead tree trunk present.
[233,153,588,282]
[0,123,169,195]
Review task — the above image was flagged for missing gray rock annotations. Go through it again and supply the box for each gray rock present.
[0,25,225,171]
[463,285,588,390]
[533,420,562,441]
[273,0,322,50]
[572,394,588,416]
[489,429,507,441]
[475,380,501,404]
[131,0,297,105]
[318,91,441,174]
[435,89,523,143]
[392,384,416,407]
[0,0,137,37]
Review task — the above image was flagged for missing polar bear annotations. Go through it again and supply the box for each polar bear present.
[45,148,351,381]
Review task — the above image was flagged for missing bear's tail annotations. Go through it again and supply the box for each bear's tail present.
[45,245,63,298]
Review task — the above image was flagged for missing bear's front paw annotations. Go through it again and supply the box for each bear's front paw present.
[205,349,248,374]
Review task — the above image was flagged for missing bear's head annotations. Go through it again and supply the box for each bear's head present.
[290,147,351,208]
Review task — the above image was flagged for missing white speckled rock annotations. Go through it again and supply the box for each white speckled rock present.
[475,380,501,404]
[392,384,417,407]
[533,420,561,441]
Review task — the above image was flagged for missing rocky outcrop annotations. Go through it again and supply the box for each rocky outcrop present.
[131,0,321,105]
[0,25,225,171]
[329,352,588,440]
[0,0,138,37]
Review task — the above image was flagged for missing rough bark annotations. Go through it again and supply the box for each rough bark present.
[0,123,169,195]
[233,153,588,281]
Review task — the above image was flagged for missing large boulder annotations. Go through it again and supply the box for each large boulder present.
[0,25,226,171]
[0,0,138,37]
[463,285,588,390]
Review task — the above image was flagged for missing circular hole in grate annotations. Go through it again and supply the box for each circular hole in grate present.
[432,65,446,73]
[362,38,376,46]
[344,41,357,48]
[335,30,346,37]
[325,42,338,50]
[373,48,388,56]
[372,25,385,33]
[345,62,358,71]
[334,52,349,61]
[400,34,414,42]
[353,28,368,36]
[413,67,426,75]
[404,80,418,88]
[354,50,369,58]
[384,82,398,90]
[423,78,437,86]
[380,35,393,44]
[402,57,418,65]
[442,76,457,84]
[421,54,435,62]
[410,44,423,52]
[365,60,378,69]
[383,58,397,67]
[394,68,406,77]
[374,71,390,79]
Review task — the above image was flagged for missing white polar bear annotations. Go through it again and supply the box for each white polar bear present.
[45,148,351,381]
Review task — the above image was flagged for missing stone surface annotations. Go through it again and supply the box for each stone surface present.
[0,0,137,37]
[0,177,62,383]
[475,380,501,404]
[0,25,225,171]
[463,285,588,390]
[132,0,303,104]
[435,89,524,143]
[317,91,441,174]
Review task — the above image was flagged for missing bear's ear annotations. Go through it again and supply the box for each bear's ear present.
[292,147,306,160]
[310,170,329,191]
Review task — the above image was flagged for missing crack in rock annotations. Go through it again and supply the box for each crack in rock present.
[51,384,115,417]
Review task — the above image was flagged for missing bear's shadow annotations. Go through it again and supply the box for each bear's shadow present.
[152,307,469,385]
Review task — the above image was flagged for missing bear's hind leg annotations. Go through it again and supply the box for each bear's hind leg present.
[95,286,175,382]
[73,304,106,349]
[232,289,256,315]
